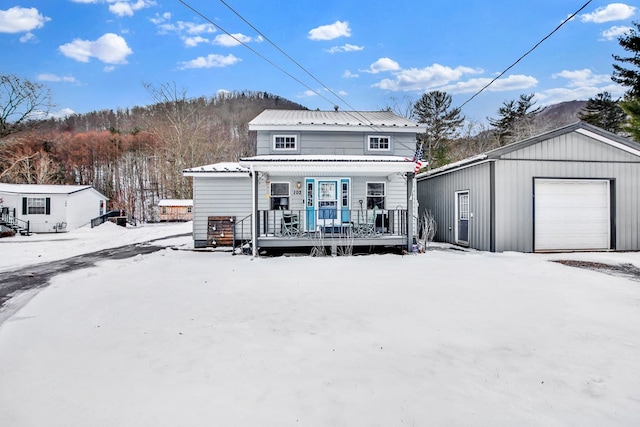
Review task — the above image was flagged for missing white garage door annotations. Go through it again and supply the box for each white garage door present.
[534,179,610,251]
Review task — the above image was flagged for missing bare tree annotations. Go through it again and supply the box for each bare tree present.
[1,74,53,139]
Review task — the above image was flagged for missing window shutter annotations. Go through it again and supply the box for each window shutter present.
[22,198,27,215]
[45,197,51,215]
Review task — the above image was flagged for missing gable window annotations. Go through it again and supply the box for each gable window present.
[270,182,290,210]
[273,135,297,150]
[368,135,390,151]
[366,182,385,209]
[22,197,50,215]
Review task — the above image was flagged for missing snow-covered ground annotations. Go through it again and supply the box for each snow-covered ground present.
[0,223,639,426]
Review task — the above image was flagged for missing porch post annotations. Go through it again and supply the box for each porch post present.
[251,166,258,257]
[406,172,415,251]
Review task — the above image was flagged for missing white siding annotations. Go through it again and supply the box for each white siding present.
[66,189,106,229]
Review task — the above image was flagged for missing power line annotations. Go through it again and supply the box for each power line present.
[177,0,409,141]
[458,0,594,110]
[217,0,358,113]
[176,0,338,108]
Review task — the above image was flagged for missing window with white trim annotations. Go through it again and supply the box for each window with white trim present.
[27,198,46,215]
[273,135,297,150]
[270,182,290,210]
[368,135,390,151]
[366,182,385,209]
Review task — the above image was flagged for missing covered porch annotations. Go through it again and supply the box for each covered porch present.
[240,155,417,256]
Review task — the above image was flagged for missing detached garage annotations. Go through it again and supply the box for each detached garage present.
[417,122,640,252]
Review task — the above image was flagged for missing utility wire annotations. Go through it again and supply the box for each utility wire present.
[176,0,338,108]
[458,0,594,110]
[218,0,358,113]
[177,0,409,140]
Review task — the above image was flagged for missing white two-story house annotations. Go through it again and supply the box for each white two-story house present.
[184,109,422,255]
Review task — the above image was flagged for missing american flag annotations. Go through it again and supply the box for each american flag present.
[413,144,424,173]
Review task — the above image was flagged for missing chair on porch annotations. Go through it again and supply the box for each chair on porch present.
[353,208,379,238]
[281,213,300,237]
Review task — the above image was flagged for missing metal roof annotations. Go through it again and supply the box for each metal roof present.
[418,122,640,180]
[248,109,420,132]
[0,183,106,197]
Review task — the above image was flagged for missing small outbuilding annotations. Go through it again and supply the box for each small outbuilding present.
[0,183,108,233]
[158,199,193,222]
[417,122,640,252]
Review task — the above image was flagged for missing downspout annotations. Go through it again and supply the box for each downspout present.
[251,165,257,257]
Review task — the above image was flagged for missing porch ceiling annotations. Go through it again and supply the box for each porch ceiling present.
[240,156,416,176]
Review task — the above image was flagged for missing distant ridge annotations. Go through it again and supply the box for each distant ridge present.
[536,100,587,129]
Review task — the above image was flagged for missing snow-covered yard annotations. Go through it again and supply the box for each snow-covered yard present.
[0,223,639,426]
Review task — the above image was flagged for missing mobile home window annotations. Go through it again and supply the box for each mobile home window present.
[270,182,290,210]
[368,136,390,151]
[366,182,385,209]
[273,135,297,150]
[27,198,46,215]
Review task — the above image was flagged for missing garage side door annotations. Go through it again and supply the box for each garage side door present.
[534,179,610,251]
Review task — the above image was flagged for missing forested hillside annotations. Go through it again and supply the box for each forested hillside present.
[0,90,306,221]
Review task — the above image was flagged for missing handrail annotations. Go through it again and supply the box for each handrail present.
[233,213,253,255]
[257,208,408,237]
[0,211,30,234]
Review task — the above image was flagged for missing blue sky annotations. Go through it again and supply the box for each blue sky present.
[0,1,637,124]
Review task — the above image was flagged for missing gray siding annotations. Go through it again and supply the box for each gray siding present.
[495,159,640,252]
[256,130,415,157]
[418,162,492,251]
[193,176,252,243]
[502,132,639,162]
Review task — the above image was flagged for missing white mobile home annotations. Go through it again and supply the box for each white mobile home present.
[0,184,108,233]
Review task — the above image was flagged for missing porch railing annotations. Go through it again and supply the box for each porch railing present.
[257,208,408,238]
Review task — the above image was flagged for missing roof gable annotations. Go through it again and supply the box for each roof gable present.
[487,122,640,160]
[419,122,640,179]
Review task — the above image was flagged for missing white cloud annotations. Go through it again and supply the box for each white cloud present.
[536,84,625,106]
[440,75,538,94]
[0,6,50,34]
[326,44,364,53]
[151,13,217,47]
[552,69,612,87]
[343,70,359,78]
[59,33,133,64]
[581,3,636,23]
[372,63,482,91]
[364,58,401,74]
[19,32,36,43]
[601,25,632,40]
[109,0,156,17]
[213,33,263,47]
[178,53,241,69]
[183,36,210,48]
[535,68,626,105]
[308,20,351,41]
[37,73,79,84]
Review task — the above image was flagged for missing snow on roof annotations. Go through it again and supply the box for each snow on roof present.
[182,162,249,174]
[249,109,420,131]
[241,154,412,163]
[158,199,193,207]
[0,183,105,196]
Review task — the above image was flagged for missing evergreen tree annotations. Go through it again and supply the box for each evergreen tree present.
[578,91,627,133]
[488,93,541,146]
[619,97,640,142]
[412,91,464,169]
[612,21,640,98]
